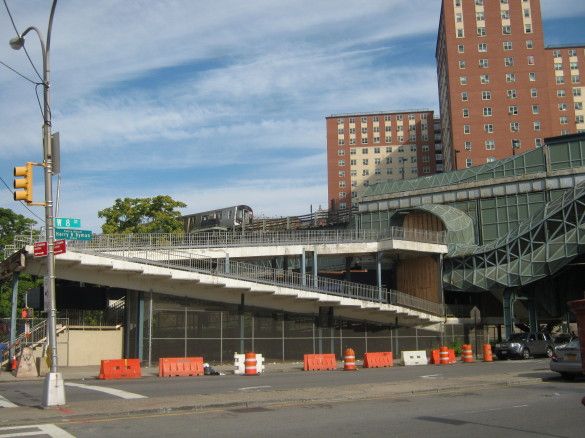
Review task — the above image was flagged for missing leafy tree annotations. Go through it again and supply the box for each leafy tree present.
[0,208,40,317]
[98,196,186,234]
[0,208,37,251]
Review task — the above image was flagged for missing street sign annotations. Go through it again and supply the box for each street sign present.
[54,217,81,228]
[54,239,67,255]
[55,228,92,241]
[33,241,48,257]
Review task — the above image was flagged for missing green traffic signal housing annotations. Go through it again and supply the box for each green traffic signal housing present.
[13,162,33,204]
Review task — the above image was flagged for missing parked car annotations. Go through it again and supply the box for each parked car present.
[550,338,583,380]
[553,333,577,348]
[494,332,554,360]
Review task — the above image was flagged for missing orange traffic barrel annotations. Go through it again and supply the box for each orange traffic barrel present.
[461,344,474,363]
[344,348,356,371]
[439,346,450,365]
[244,352,257,375]
[483,344,493,362]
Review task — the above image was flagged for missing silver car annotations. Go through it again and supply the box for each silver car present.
[550,338,583,380]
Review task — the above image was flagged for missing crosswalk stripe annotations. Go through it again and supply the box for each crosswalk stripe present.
[0,395,17,408]
[0,424,74,437]
[65,382,147,399]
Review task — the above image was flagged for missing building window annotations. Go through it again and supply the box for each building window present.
[504,57,514,67]
[349,117,355,123]
[350,148,356,155]
[510,122,520,132]
[553,50,561,58]
[457,44,464,53]
[569,49,577,56]
[532,105,539,114]
[409,133,416,141]
[463,108,469,117]
[576,102,584,111]
[529,72,536,81]
[361,127,367,134]
[396,115,403,121]
[512,139,521,150]
[502,25,511,35]
[480,74,490,84]
[506,89,517,99]
[339,181,346,188]
[478,43,487,52]
[479,59,489,68]
[486,157,496,163]
[361,138,368,144]
[361,117,367,123]
[485,140,495,150]
[362,148,368,154]
[577,115,585,124]
[556,76,565,85]
[386,157,393,164]
[385,136,392,143]
[372,116,379,122]
[374,147,380,153]
[338,171,345,177]
[384,115,392,121]
[338,160,345,166]
[533,121,541,131]
[339,202,347,209]
[350,170,356,176]
[349,138,356,145]
[385,125,392,132]
[503,41,512,51]
[572,75,580,84]
[350,159,356,165]
[484,124,493,133]
[476,11,484,21]
[508,106,518,115]
[477,27,486,37]
[386,168,393,175]
[535,138,543,148]
[560,116,568,125]
[338,192,346,199]
[524,23,532,33]
[375,168,381,175]
[373,126,380,133]
[459,60,466,69]
[464,125,470,134]
[482,91,491,100]
[530,88,538,98]
[506,73,516,83]
[386,146,392,153]
[527,56,535,65]
[337,149,345,156]
[466,158,473,168]
[483,107,492,116]
[558,103,568,111]
[501,10,509,20]
[464,141,472,150]
[558,89,567,97]
[461,92,468,101]
[338,139,344,145]
[362,169,369,176]
[337,128,344,134]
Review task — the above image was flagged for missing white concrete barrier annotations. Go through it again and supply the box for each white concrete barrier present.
[234,353,265,374]
[401,350,428,366]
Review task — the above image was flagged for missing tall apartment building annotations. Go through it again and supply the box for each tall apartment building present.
[326,110,439,210]
[437,0,584,170]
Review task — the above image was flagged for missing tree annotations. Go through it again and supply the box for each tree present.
[0,208,37,250]
[98,196,187,234]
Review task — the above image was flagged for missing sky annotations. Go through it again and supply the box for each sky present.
[1,0,585,233]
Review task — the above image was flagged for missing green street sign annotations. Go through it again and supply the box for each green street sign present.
[55,228,92,241]
[54,217,81,228]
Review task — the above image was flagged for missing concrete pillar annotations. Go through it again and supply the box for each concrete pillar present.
[528,299,538,334]
[503,289,516,339]
[124,291,131,358]
[344,257,352,281]
[225,254,230,274]
[239,294,245,353]
[283,256,289,272]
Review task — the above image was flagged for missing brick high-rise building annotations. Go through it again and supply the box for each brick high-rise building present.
[326,110,440,210]
[437,0,584,171]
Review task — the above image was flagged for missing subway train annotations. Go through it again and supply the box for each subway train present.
[181,205,253,233]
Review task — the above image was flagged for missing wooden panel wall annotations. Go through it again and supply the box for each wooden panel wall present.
[396,256,441,304]
[402,212,445,233]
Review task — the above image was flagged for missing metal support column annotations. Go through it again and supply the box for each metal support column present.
[225,254,230,274]
[137,292,144,360]
[148,291,153,368]
[301,249,306,286]
[503,289,516,339]
[124,290,131,358]
[9,272,19,365]
[239,294,245,353]
[312,251,318,288]
[376,252,382,302]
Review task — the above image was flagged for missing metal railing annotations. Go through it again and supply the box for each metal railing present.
[24,227,446,252]
[85,247,444,316]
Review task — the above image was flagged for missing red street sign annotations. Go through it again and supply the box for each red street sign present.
[33,241,48,257]
[54,239,67,255]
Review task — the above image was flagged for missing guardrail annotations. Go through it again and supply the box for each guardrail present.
[88,247,444,316]
[13,227,445,252]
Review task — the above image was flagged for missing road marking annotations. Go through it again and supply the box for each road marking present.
[238,385,272,391]
[65,382,147,399]
[0,424,74,437]
[420,374,441,379]
[0,394,17,408]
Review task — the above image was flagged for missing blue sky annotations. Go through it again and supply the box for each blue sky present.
[1,0,585,232]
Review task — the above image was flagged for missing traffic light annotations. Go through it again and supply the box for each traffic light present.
[13,162,33,204]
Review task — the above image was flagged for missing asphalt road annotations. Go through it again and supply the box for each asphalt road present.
[27,380,585,437]
[0,359,560,407]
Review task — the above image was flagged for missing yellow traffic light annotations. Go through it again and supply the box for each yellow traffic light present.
[13,162,33,204]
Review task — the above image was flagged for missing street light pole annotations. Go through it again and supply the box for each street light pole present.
[9,0,65,407]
